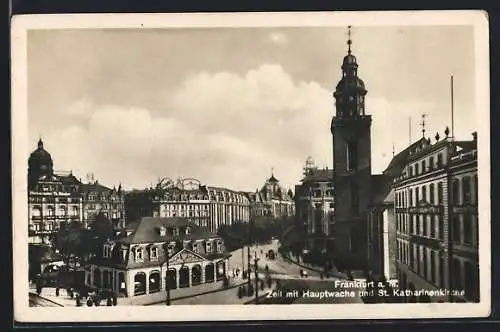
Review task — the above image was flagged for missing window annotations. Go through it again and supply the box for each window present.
[421,160,426,173]
[346,141,358,171]
[474,175,478,204]
[429,216,435,238]
[192,243,198,253]
[430,251,436,284]
[438,215,444,240]
[423,248,428,279]
[329,203,334,208]
[206,241,212,253]
[173,228,179,236]
[350,182,359,213]
[462,176,472,204]
[47,206,55,216]
[429,156,434,170]
[437,182,443,204]
[422,185,427,203]
[429,183,435,205]
[409,189,413,207]
[415,163,420,175]
[422,215,428,237]
[150,247,158,260]
[136,248,143,261]
[409,166,413,177]
[437,153,443,167]
[453,179,460,205]
[415,187,420,205]
[463,213,473,245]
[452,215,461,243]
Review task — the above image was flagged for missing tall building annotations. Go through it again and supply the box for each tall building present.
[245,172,295,219]
[125,177,250,233]
[294,157,335,254]
[392,131,479,302]
[330,28,372,268]
[27,138,125,244]
[367,137,429,282]
[28,139,83,244]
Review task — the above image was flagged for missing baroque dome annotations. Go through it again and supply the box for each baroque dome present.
[28,138,53,175]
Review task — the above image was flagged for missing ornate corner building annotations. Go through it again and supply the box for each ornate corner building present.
[27,139,126,244]
[294,157,335,254]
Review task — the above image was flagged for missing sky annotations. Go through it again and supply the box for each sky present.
[27,25,476,192]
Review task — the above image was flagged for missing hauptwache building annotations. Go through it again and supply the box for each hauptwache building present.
[367,129,479,303]
[85,217,230,298]
[125,177,250,233]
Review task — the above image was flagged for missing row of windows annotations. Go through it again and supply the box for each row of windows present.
[311,183,334,188]
[451,213,478,246]
[31,206,79,217]
[163,204,209,210]
[452,175,478,206]
[396,213,444,240]
[407,153,445,178]
[125,241,224,262]
[397,241,444,287]
[39,184,78,193]
[397,242,479,301]
[30,197,80,204]
[396,182,444,208]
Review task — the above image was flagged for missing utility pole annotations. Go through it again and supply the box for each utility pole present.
[247,219,252,290]
[254,254,259,304]
[165,252,171,306]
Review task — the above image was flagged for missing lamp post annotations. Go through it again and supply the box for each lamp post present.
[165,251,171,306]
[254,253,260,304]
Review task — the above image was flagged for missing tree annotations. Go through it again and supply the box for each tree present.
[87,211,115,256]
[53,220,91,266]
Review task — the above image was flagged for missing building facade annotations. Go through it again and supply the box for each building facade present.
[125,177,250,233]
[27,139,125,244]
[245,173,295,219]
[367,138,429,283]
[330,34,372,268]
[28,139,83,244]
[393,131,478,302]
[294,157,335,253]
[81,180,126,229]
[85,217,230,298]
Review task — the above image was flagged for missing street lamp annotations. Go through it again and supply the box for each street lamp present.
[165,251,171,306]
[254,253,260,305]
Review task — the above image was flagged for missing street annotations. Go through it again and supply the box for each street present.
[29,292,63,307]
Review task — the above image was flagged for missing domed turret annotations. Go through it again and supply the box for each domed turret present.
[333,26,367,119]
[28,138,54,189]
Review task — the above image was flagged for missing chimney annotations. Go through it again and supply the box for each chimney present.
[159,226,166,236]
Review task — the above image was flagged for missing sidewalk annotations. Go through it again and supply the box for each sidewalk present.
[32,276,253,306]
[282,255,347,279]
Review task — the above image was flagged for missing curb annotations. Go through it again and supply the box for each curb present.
[29,292,65,307]
[145,281,247,306]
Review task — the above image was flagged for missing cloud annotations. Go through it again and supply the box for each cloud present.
[266,32,289,44]
[36,64,336,191]
[36,63,461,192]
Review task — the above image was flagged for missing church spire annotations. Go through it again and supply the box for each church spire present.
[37,137,43,149]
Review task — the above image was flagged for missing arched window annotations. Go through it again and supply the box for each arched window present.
[47,206,55,216]
[429,183,435,205]
[191,265,202,286]
[93,268,101,288]
[462,176,472,204]
[452,179,460,205]
[149,270,161,293]
[134,272,146,296]
[32,206,41,217]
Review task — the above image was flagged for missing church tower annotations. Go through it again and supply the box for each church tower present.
[331,26,372,268]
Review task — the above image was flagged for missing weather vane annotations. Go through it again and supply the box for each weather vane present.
[347,25,352,54]
[420,114,427,138]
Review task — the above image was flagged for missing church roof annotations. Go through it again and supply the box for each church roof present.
[267,174,279,183]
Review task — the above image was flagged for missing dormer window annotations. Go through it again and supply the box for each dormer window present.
[135,248,143,261]
[159,226,166,236]
[167,243,175,255]
[192,242,198,253]
[185,227,191,235]
[150,247,158,260]
[173,227,179,236]
[206,241,212,253]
